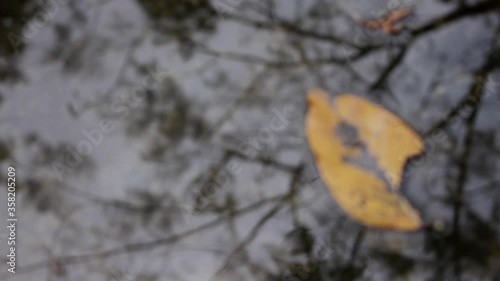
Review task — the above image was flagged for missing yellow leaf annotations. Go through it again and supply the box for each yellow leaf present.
[305,89,423,231]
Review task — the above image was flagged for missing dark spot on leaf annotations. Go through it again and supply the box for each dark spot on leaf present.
[335,121,363,148]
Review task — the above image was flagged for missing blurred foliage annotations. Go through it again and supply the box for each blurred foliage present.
[137,0,217,34]
[1,0,499,280]
[0,141,9,161]
[0,0,38,55]
[373,250,415,277]
[137,0,219,59]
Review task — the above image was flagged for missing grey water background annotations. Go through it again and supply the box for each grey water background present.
[0,0,499,280]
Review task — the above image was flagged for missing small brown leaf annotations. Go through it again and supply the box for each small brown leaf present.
[359,8,412,35]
